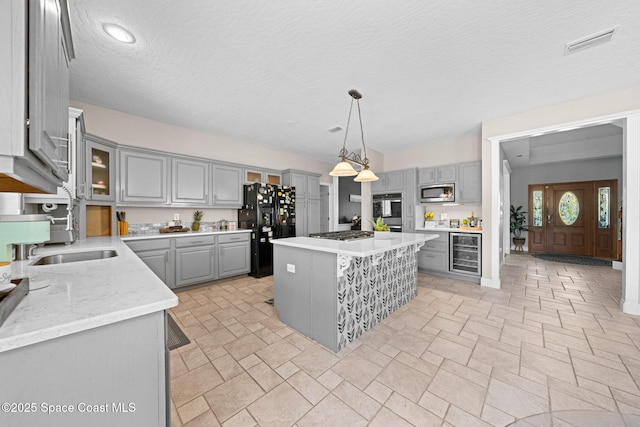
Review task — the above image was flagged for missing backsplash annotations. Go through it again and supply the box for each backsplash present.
[121,207,237,234]
[415,203,482,228]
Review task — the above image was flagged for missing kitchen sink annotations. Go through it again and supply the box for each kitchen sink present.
[30,249,118,265]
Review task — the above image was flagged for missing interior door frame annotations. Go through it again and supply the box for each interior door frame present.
[488,109,640,315]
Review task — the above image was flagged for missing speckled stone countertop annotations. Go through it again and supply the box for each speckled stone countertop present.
[414,227,483,233]
[272,232,436,257]
[0,236,178,353]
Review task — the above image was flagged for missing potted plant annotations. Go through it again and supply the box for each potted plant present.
[372,217,393,239]
[192,210,204,231]
[510,205,528,250]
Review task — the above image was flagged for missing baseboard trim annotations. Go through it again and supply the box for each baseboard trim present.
[481,277,500,289]
[613,260,623,271]
[621,299,640,315]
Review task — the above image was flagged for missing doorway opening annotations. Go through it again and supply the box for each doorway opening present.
[528,180,618,259]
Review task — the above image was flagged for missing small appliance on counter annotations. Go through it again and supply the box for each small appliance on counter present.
[0,214,52,325]
[449,219,460,228]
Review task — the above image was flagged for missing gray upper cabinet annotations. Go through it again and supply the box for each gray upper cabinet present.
[458,161,482,203]
[171,158,210,205]
[119,149,169,204]
[244,168,281,185]
[0,0,74,193]
[437,165,457,182]
[373,170,405,193]
[403,168,416,231]
[212,164,243,207]
[418,164,457,185]
[28,0,74,182]
[418,168,436,185]
[282,169,321,236]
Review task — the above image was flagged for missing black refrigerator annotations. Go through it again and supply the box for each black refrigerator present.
[238,183,296,278]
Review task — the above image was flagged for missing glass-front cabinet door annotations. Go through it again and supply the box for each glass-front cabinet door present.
[85,137,115,201]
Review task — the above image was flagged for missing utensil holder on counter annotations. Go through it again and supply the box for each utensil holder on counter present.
[118,221,128,235]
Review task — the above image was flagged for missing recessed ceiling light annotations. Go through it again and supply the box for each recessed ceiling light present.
[565,26,618,55]
[102,23,136,44]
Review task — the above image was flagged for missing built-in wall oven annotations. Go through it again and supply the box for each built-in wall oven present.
[372,193,402,232]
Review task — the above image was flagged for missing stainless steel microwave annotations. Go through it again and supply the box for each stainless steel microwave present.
[420,183,455,203]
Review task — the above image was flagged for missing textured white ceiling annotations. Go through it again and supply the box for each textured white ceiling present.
[68,0,640,164]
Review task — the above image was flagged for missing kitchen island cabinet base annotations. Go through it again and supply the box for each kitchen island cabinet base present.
[274,243,421,352]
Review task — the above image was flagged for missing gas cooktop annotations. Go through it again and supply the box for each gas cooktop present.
[308,230,374,241]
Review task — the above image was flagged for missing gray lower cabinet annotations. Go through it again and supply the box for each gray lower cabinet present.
[175,236,216,287]
[126,238,174,288]
[0,311,168,427]
[119,148,169,204]
[126,233,251,289]
[218,233,250,278]
[417,231,449,272]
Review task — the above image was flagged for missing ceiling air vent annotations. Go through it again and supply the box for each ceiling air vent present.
[565,26,619,55]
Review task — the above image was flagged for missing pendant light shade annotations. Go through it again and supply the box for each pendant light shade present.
[329,161,358,177]
[354,167,379,182]
[329,89,377,181]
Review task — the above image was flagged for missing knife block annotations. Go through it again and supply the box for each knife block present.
[118,221,128,236]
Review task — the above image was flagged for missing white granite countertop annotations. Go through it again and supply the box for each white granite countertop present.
[0,236,178,353]
[272,232,437,257]
[121,228,251,241]
[415,227,483,233]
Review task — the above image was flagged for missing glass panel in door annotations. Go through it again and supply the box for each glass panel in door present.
[90,147,111,198]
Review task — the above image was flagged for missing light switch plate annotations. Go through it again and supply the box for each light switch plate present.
[286,264,295,273]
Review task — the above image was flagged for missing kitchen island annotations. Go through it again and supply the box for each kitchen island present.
[271,233,435,352]
[0,237,178,427]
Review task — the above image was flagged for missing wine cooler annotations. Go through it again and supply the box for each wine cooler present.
[449,233,481,276]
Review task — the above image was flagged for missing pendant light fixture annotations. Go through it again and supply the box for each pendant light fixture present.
[329,90,379,182]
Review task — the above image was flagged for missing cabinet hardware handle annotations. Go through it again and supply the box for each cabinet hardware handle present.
[50,136,69,142]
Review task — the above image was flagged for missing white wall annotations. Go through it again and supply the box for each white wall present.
[383,134,481,172]
[71,101,334,182]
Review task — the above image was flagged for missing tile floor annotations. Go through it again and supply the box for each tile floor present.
[168,254,640,426]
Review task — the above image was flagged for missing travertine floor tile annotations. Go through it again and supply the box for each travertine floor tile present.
[172,364,224,407]
[169,255,639,425]
[376,359,433,403]
[428,368,487,417]
[333,381,381,420]
[485,378,549,419]
[384,392,443,426]
[286,370,329,405]
[297,394,367,427]
[247,382,312,426]
[203,372,264,422]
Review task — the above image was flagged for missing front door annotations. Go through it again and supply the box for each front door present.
[546,182,591,256]
[528,180,617,258]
